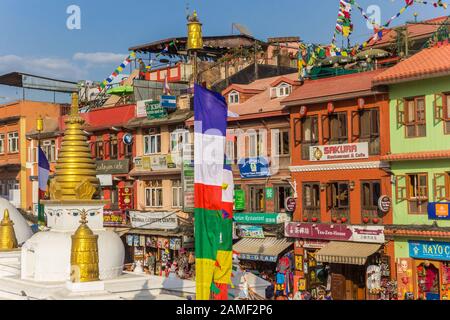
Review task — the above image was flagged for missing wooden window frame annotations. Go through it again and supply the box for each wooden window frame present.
[353,108,380,155]
[145,180,163,208]
[406,173,428,215]
[95,138,104,160]
[325,112,348,145]
[360,180,381,211]
[0,134,4,154]
[433,173,447,202]
[443,93,450,135]
[302,182,321,211]
[326,181,350,210]
[404,97,426,138]
[249,185,265,212]
[300,115,319,160]
[109,134,118,160]
[7,131,19,154]
[271,129,290,156]
[274,184,292,212]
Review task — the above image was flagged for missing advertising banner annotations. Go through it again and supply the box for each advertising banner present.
[238,157,270,178]
[428,202,450,220]
[309,142,369,161]
[234,189,245,210]
[103,210,127,227]
[285,223,385,243]
[118,187,133,210]
[396,258,414,300]
[237,225,265,239]
[233,213,279,225]
[409,240,450,261]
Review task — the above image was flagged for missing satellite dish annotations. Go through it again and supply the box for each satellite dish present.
[232,23,252,37]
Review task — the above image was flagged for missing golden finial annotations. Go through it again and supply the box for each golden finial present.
[0,209,18,251]
[49,93,100,201]
[70,210,100,282]
[187,10,203,50]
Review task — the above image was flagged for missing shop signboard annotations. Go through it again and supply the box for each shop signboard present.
[150,154,177,170]
[234,189,246,210]
[285,223,385,244]
[239,253,277,262]
[378,195,392,215]
[103,210,127,227]
[129,211,178,230]
[182,143,194,212]
[233,213,279,225]
[265,187,274,200]
[238,157,270,179]
[118,187,133,210]
[428,202,450,220]
[309,142,369,162]
[136,99,155,118]
[409,240,450,261]
[237,225,265,239]
[285,197,296,212]
[146,100,167,120]
[96,159,130,175]
[295,239,329,249]
[161,95,177,110]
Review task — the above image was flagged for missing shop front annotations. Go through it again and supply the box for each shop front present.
[123,210,194,277]
[399,240,450,300]
[286,222,394,300]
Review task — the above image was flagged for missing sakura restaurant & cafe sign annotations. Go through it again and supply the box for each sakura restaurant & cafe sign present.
[309,142,368,162]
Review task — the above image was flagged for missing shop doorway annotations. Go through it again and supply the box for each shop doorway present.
[330,264,366,300]
[416,261,440,300]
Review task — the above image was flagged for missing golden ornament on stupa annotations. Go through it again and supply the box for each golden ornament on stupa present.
[0,209,18,251]
[70,210,100,283]
[49,93,100,201]
[187,10,203,51]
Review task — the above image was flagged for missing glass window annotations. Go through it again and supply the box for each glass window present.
[225,134,237,165]
[407,173,428,214]
[277,84,292,97]
[0,134,4,154]
[228,91,239,104]
[7,132,19,153]
[172,180,182,208]
[327,181,350,209]
[170,129,189,153]
[110,134,118,160]
[361,181,381,210]
[144,133,161,155]
[249,185,265,212]
[42,140,57,162]
[329,113,348,144]
[248,132,265,158]
[359,109,380,155]
[145,180,163,207]
[405,97,426,138]
[272,129,290,156]
[301,116,319,160]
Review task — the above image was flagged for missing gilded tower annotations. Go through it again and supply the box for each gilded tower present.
[49,93,100,201]
[0,209,18,251]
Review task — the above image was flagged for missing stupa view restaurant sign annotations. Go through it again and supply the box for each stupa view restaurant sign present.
[285,222,385,244]
[129,211,178,230]
[96,159,130,174]
[309,142,369,161]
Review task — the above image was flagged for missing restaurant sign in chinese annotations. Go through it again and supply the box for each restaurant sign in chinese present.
[409,240,450,261]
[309,142,369,162]
[285,223,385,244]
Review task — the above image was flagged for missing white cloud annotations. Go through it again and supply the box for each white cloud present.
[73,52,128,66]
[0,54,86,81]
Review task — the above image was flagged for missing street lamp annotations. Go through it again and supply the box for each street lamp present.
[36,116,45,227]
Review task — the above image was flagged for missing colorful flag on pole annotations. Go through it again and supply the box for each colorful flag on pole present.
[38,146,49,225]
[194,84,232,300]
[163,76,171,95]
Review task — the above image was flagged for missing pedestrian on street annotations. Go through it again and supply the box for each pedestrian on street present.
[146,252,156,275]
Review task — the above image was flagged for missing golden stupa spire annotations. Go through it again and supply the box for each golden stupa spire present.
[70,210,100,282]
[0,209,18,251]
[49,93,100,201]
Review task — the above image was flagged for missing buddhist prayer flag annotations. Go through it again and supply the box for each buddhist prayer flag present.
[194,84,233,300]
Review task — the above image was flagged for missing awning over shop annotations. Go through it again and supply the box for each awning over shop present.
[233,237,293,262]
[315,241,381,266]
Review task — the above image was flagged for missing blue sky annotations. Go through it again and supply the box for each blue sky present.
[0,0,446,102]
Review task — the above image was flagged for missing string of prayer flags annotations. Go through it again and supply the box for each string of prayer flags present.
[99,52,136,89]
[333,0,355,43]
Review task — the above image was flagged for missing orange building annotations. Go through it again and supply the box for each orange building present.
[0,100,65,213]
[282,70,395,300]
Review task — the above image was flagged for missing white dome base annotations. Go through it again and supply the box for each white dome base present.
[21,229,124,282]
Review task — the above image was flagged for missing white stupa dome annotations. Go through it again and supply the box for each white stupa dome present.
[0,198,33,245]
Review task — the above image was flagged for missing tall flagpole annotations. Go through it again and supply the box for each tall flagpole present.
[36,116,44,227]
